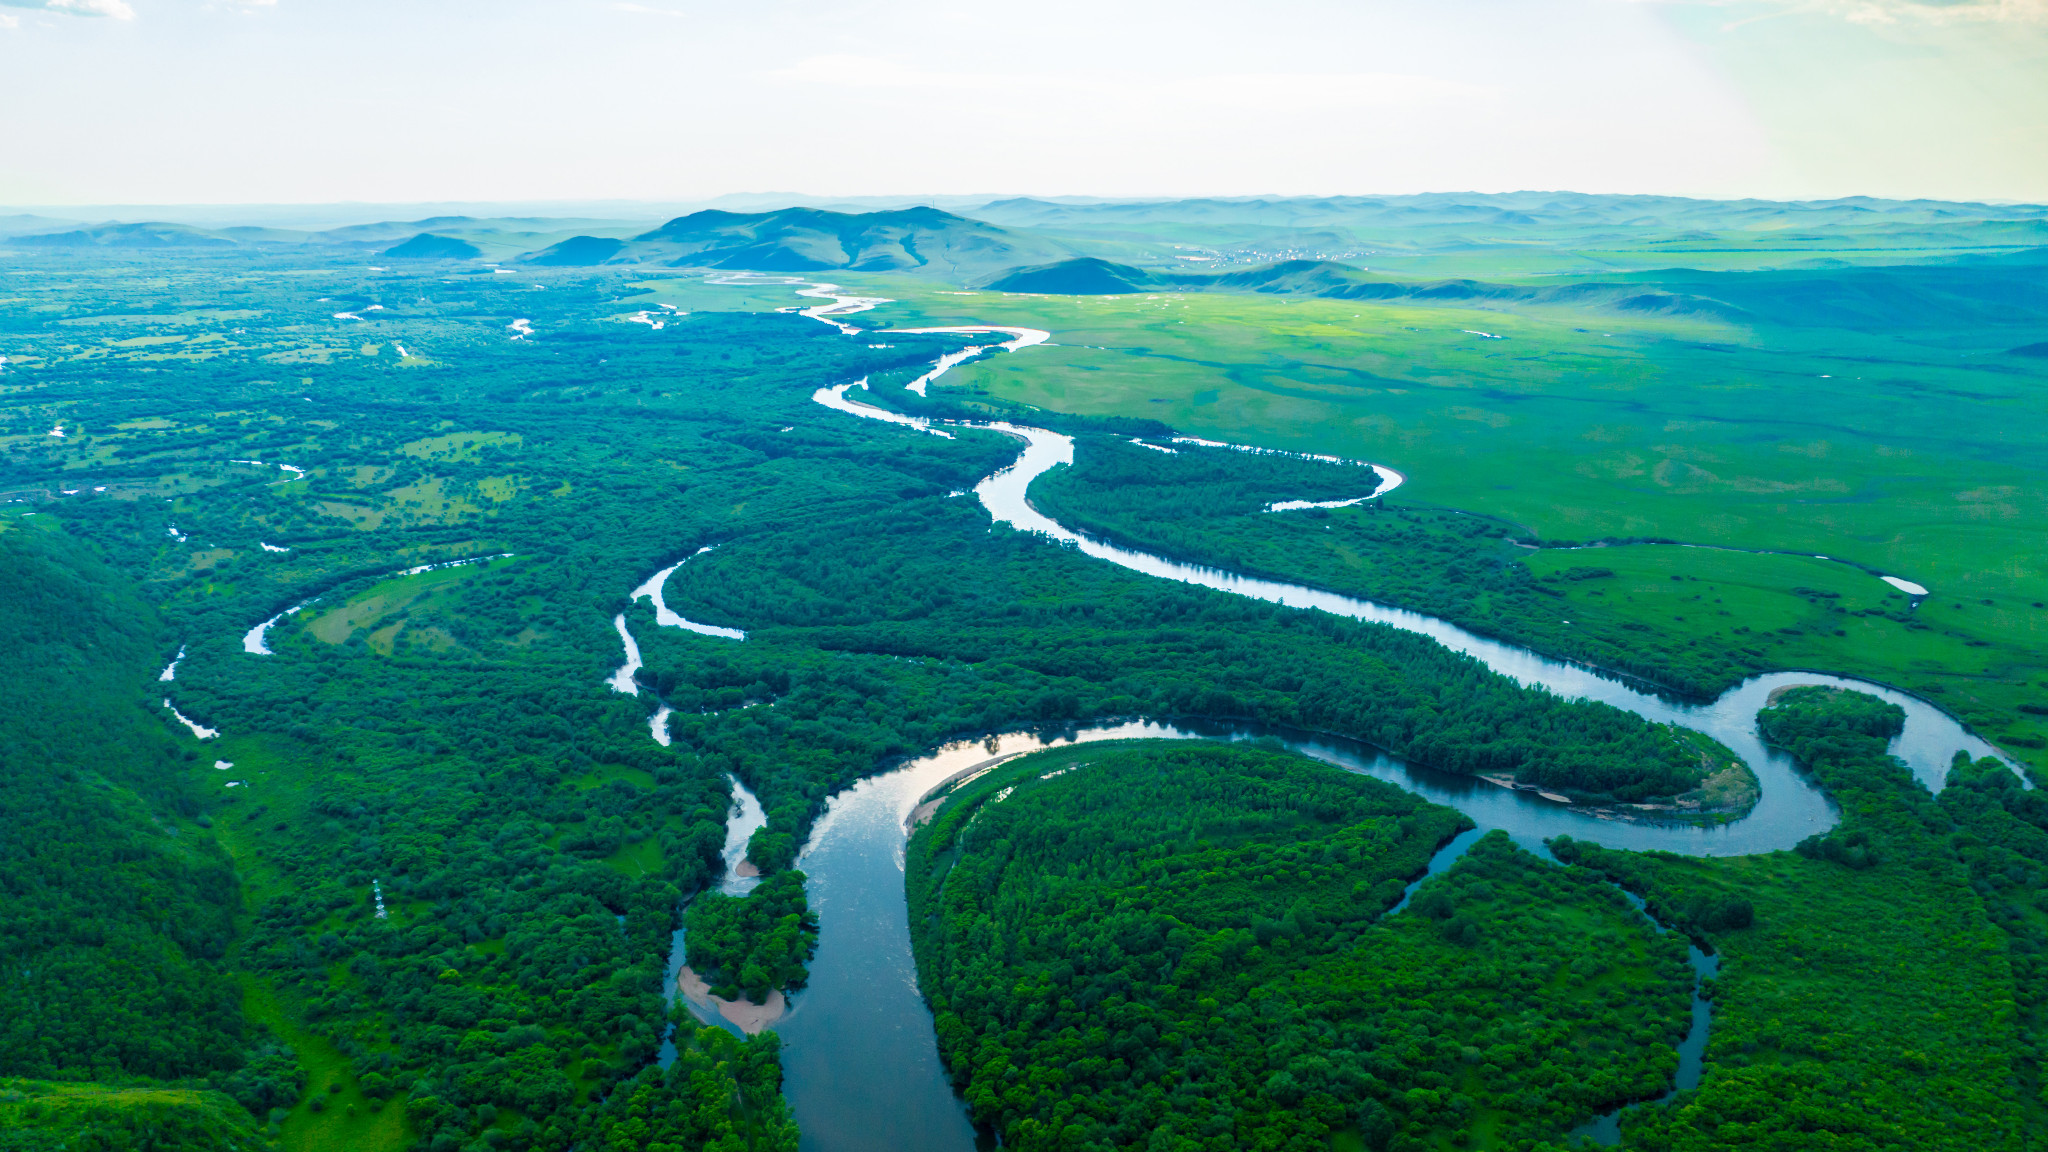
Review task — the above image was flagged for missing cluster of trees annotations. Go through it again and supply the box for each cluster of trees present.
[906,742,1696,1151]
[684,871,818,1004]
[399,1024,796,1152]
[1558,687,2032,1150]
[583,1026,796,1152]
[1937,752,2048,1130]
[1026,433,1773,697]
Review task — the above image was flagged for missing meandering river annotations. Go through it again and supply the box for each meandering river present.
[683,279,2014,1150]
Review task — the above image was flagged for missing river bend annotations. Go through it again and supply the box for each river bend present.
[702,279,2014,1150]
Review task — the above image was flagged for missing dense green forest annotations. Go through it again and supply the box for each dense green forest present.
[1554,687,2031,1150]
[0,526,251,1083]
[683,872,817,1004]
[906,741,1697,1151]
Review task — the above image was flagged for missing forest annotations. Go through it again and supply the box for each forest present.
[0,527,249,1083]
[905,740,1696,1151]
[683,872,817,1004]
[1553,687,2032,1150]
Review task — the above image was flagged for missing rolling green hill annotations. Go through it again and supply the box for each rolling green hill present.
[525,235,629,266]
[982,256,1159,294]
[619,206,1073,276]
[381,233,484,260]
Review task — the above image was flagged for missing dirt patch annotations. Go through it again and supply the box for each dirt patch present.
[1766,683,1831,707]
[906,798,943,832]
[676,965,785,1035]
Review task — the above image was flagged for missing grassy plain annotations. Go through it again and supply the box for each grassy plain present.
[689,273,2047,764]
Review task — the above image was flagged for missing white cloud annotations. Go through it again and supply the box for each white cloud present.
[0,0,138,18]
[0,10,17,25]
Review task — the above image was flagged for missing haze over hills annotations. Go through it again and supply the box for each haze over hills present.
[8,192,2047,281]
[7,197,2045,343]
[981,253,2048,336]
[524,206,1076,278]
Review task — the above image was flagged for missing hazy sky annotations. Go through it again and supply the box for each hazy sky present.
[3,0,2044,206]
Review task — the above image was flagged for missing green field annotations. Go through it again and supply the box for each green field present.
[711,270,2048,766]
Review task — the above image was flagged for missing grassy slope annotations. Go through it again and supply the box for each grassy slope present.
[0,1078,264,1149]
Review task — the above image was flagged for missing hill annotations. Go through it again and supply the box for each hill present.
[968,253,2048,335]
[614,206,1071,277]
[960,193,2048,279]
[8,221,241,249]
[982,256,1158,294]
[525,234,629,265]
[381,232,484,259]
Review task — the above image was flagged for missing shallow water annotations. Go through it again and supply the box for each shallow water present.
[242,600,315,656]
[630,548,747,640]
[661,774,774,1052]
[882,326,1052,395]
[719,774,768,897]
[165,699,218,740]
[604,614,642,694]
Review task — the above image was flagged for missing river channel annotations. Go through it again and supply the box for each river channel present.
[664,278,2016,1151]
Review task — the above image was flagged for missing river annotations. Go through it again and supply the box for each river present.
[691,278,2013,1150]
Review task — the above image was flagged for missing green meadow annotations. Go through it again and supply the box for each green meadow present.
[736,273,2048,766]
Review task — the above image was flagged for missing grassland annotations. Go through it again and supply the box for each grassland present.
[684,272,2047,766]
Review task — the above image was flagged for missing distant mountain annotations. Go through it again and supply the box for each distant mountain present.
[8,221,240,248]
[526,235,628,266]
[382,233,484,259]
[973,255,1756,322]
[965,192,2048,233]
[968,253,2047,335]
[562,206,1073,277]
[320,216,487,245]
[0,214,86,238]
[1202,259,1380,294]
